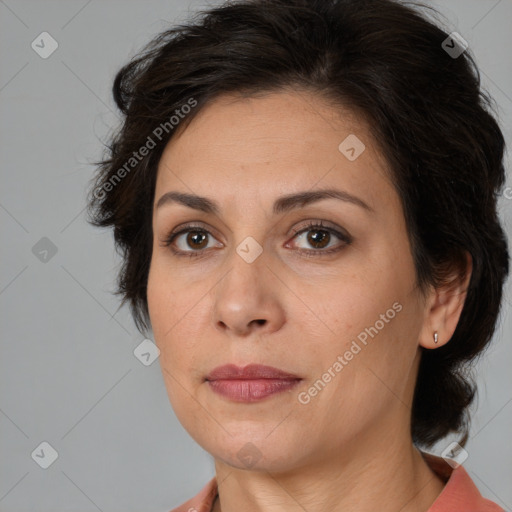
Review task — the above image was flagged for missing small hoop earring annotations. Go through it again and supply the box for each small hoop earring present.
[434,331,438,344]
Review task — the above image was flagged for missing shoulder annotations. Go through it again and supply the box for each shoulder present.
[422,452,505,512]
[168,477,218,512]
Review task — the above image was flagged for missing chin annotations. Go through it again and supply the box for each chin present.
[193,426,311,473]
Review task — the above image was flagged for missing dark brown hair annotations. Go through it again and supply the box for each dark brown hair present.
[86,0,509,448]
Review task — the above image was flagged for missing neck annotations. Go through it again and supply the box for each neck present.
[212,426,445,512]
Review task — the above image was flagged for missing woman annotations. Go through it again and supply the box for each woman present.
[87,0,509,510]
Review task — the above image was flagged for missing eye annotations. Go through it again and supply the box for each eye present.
[160,223,221,258]
[160,220,352,259]
[287,220,352,256]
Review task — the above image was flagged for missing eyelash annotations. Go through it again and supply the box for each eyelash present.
[160,220,352,259]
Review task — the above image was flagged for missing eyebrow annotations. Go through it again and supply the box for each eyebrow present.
[155,188,374,215]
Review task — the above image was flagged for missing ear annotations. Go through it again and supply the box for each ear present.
[418,252,472,349]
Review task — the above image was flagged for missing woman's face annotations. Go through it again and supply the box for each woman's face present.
[147,90,431,472]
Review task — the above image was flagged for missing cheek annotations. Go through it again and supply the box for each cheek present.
[147,249,189,327]
[147,255,205,370]
[147,261,169,337]
[311,256,420,379]
[147,262,195,412]
[147,256,184,357]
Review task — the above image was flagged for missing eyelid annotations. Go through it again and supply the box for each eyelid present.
[161,221,220,242]
[286,220,352,250]
[159,221,222,248]
[289,219,349,238]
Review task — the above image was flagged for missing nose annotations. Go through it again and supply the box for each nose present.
[212,253,286,338]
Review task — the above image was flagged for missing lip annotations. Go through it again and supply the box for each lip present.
[205,364,302,402]
[205,363,301,381]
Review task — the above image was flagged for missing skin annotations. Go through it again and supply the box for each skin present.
[147,89,471,512]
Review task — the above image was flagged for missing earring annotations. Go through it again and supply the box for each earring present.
[434,331,438,344]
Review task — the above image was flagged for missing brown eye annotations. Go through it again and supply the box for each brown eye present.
[161,224,222,258]
[289,221,352,255]
[161,220,351,259]
[304,228,331,249]
[184,230,209,250]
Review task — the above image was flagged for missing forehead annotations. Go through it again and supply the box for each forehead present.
[154,90,395,214]
[161,89,373,161]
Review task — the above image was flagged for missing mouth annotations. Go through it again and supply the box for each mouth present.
[205,364,302,402]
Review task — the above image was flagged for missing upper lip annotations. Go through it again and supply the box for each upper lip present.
[205,364,301,381]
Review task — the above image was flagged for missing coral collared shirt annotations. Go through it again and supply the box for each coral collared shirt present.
[169,452,504,512]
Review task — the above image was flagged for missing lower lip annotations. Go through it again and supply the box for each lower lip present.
[207,378,301,402]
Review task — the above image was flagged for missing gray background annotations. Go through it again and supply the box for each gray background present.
[1,0,511,511]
